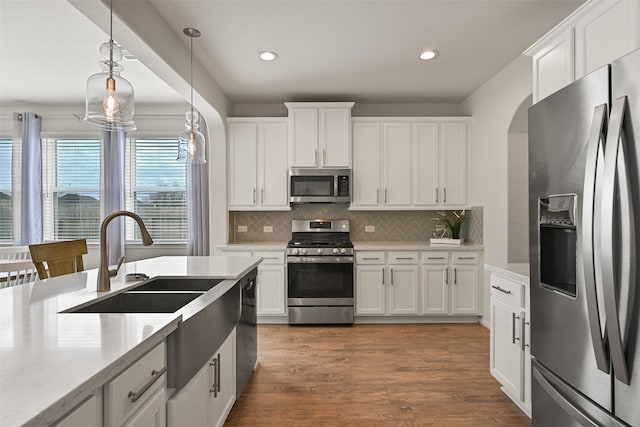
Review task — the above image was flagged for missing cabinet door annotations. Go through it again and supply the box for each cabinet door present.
[288,108,318,167]
[575,0,639,78]
[352,122,382,207]
[387,265,419,315]
[229,122,258,208]
[440,122,466,206]
[421,265,449,315]
[257,265,286,315]
[209,329,236,427]
[123,387,166,427]
[532,29,575,103]
[412,122,439,206]
[55,394,102,427]
[167,363,208,427]
[355,265,385,315]
[320,107,351,167]
[450,265,478,314]
[383,123,412,206]
[490,298,524,401]
[259,121,289,208]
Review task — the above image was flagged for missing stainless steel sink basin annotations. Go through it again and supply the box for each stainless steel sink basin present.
[129,277,223,292]
[64,291,203,313]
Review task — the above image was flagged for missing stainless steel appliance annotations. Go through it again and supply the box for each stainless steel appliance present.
[236,269,257,397]
[528,48,640,426]
[289,168,351,203]
[287,219,354,324]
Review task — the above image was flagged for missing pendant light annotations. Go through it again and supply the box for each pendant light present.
[178,27,206,164]
[84,0,135,131]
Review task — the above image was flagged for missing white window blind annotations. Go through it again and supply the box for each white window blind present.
[0,139,11,242]
[127,139,186,242]
[44,139,101,241]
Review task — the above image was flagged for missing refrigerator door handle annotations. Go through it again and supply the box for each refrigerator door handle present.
[533,363,628,427]
[601,96,636,385]
[581,103,610,373]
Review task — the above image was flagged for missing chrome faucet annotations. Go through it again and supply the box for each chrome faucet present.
[98,210,153,292]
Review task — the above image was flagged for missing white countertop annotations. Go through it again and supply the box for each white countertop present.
[0,255,262,427]
[485,262,530,285]
[217,242,288,250]
[353,241,484,251]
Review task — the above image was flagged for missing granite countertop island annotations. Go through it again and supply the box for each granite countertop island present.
[0,255,261,427]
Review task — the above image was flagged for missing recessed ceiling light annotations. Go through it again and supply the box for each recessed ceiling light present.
[419,50,439,61]
[259,51,278,61]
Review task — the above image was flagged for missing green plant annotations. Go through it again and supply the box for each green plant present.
[438,210,467,239]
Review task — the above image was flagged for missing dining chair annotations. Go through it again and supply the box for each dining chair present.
[0,246,38,288]
[29,239,88,279]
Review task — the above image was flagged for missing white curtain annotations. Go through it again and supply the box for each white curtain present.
[101,130,126,265]
[12,112,42,245]
[187,116,210,256]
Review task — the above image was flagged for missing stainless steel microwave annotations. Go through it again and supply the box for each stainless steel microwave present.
[289,168,351,203]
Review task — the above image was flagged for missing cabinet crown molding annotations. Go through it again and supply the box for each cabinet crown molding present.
[284,102,355,109]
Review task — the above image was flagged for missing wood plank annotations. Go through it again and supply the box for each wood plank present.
[225,324,530,426]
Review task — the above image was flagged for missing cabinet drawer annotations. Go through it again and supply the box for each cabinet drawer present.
[254,250,285,265]
[490,275,524,307]
[421,251,449,264]
[452,251,479,264]
[221,250,253,257]
[388,251,419,264]
[356,251,386,264]
[105,342,166,427]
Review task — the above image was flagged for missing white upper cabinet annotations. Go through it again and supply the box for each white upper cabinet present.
[351,118,468,210]
[285,102,354,168]
[526,0,640,103]
[228,118,289,211]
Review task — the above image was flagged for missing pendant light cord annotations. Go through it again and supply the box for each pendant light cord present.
[109,0,114,77]
[190,34,194,125]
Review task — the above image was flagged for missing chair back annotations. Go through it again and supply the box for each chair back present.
[29,239,88,279]
[0,246,38,288]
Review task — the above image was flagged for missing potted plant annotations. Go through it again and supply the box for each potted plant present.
[431,210,467,245]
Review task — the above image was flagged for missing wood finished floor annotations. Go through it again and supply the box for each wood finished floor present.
[225,323,531,426]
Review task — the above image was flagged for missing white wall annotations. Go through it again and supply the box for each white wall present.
[461,54,533,323]
[508,132,529,263]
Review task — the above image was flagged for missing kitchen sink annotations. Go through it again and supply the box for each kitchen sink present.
[64,291,203,313]
[129,277,223,292]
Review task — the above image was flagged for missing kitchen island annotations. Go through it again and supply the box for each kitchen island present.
[0,255,261,427]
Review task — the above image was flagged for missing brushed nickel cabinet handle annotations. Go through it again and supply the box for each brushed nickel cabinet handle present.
[261,188,264,204]
[453,267,457,285]
[253,188,256,205]
[209,357,218,396]
[428,256,445,260]
[491,285,512,295]
[435,188,438,203]
[390,268,394,285]
[443,188,447,203]
[128,367,167,403]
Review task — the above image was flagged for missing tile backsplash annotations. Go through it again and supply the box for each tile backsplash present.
[229,205,483,244]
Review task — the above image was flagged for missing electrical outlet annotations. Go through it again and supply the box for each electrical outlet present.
[365,225,375,233]
[238,225,248,232]
[263,225,273,233]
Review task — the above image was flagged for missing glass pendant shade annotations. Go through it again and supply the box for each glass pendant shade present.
[179,111,206,164]
[85,10,136,131]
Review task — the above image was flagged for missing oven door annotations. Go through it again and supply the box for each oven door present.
[287,256,354,305]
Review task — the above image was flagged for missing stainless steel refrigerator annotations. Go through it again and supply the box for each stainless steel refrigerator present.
[528,48,640,426]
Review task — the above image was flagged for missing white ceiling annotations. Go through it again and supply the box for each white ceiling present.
[0,0,584,107]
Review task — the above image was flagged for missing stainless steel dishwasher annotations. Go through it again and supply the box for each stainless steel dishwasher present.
[236,268,257,397]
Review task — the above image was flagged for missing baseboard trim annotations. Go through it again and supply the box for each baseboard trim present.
[355,316,480,324]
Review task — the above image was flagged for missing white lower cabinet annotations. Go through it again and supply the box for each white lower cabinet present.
[489,273,531,417]
[168,328,236,427]
[420,251,480,316]
[216,248,287,319]
[104,342,167,427]
[356,250,479,318]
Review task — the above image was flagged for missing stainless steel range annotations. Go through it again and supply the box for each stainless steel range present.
[286,219,354,324]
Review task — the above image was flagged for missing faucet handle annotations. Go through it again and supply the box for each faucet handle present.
[109,256,126,277]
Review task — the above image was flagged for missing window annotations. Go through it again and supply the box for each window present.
[43,139,101,240]
[127,139,186,242]
[0,139,11,242]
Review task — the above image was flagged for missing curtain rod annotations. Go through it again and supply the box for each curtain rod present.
[0,114,185,120]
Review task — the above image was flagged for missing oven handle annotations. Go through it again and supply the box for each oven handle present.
[287,256,354,264]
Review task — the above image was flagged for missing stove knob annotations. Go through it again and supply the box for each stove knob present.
[340,248,347,254]
[301,248,307,255]
[333,248,339,254]
[317,248,324,254]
